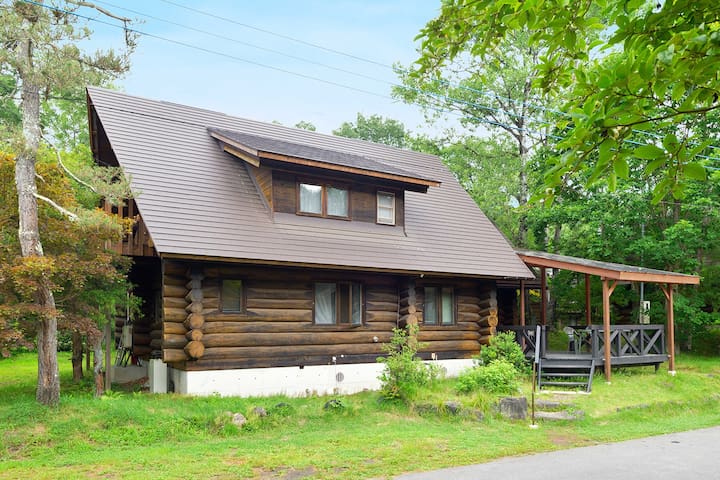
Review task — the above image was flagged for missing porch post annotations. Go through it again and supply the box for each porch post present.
[519,279,526,327]
[602,278,612,382]
[540,267,547,326]
[585,274,592,326]
[665,284,676,374]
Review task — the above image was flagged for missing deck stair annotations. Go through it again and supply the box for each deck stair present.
[538,358,595,393]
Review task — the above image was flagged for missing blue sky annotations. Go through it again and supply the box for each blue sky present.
[84,0,442,134]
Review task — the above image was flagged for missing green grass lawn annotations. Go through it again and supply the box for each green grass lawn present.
[1,352,719,479]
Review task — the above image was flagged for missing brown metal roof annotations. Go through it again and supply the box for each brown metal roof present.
[208,128,440,188]
[516,250,700,285]
[87,87,533,279]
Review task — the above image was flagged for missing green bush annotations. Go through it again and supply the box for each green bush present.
[455,359,519,395]
[377,326,439,402]
[477,331,528,373]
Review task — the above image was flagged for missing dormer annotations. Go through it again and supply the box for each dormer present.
[208,127,441,227]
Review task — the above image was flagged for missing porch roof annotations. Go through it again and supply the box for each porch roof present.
[516,250,700,285]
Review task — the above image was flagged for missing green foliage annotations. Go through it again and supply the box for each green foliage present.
[478,331,529,374]
[377,326,439,402]
[413,0,720,202]
[333,113,411,148]
[456,359,519,395]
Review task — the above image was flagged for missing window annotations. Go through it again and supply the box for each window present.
[423,287,454,325]
[298,182,349,218]
[221,279,244,312]
[314,282,363,325]
[377,191,395,225]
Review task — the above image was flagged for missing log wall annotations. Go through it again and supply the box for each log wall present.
[160,260,498,370]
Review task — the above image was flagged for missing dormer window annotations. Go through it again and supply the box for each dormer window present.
[298,182,349,219]
[377,191,395,225]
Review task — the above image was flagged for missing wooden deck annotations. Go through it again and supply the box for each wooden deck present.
[499,324,668,368]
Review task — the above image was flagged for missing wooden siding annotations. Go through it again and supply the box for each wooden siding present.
[272,170,404,226]
[161,260,497,370]
[102,198,157,257]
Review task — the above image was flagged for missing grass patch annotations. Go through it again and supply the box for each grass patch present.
[1,352,719,479]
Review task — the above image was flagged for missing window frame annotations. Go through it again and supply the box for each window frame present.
[296,180,351,220]
[220,278,245,313]
[422,286,455,326]
[376,191,396,225]
[313,281,364,326]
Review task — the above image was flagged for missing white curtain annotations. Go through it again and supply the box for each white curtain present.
[315,283,336,324]
[300,183,322,214]
[327,187,348,217]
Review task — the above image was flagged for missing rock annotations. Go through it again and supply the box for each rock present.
[252,406,267,417]
[231,412,247,427]
[324,399,345,410]
[536,410,584,421]
[499,397,528,420]
[415,403,440,415]
[443,401,462,415]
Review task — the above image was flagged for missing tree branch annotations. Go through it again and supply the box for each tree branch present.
[34,193,78,221]
[64,0,131,22]
[41,133,98,193]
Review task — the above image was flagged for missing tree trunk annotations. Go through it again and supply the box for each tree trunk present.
[516,134,530,248]
[92,337,104,397]
[71,330,83,382]
[16,35,60,406]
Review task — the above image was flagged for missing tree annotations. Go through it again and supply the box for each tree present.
[333,113,411,149]
[1,0,135,405]
[294,120,316,131]
[414,0,720,203]
[397,29,554,246]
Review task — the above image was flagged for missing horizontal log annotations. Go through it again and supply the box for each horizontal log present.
[163,284,187,298]
[163,262,188,276]
[132,333,151,345]
[186,329,204,342]
[399,305,417,316]
[457,304,480,314]
[201,320,399,334]
[163,297,188,309]
[185,340,205,359]
[163,275,188,287]
[132,345,152,356]
[457,312,480,323]
[477,298,498,309]
[479,314,499,328]
[246,287,312,300]
[366,310,398,323]
[150,339,162,350]
[245,298,313,309]
[185,289,204,303]
[201,343,385,360]
[202,331,393,348]
[184,313,205,330]
[417,331,480,342]
[163,333,188,349]
[366,301,398,312]
[163,348,189,363]
[366,291,398,303]
[184,284,218,299]
[150,329,162,339]
[479,326,497,336]
[478,307,498,317]
[164,322,187,335]
[245,308,312,322]
[132,324,152,334]
[456,295,481,305]
[186,302,204,314]
[204,298,219,309]
[163,307,187,322]
[479,334,493,345]
[416,340,481,353]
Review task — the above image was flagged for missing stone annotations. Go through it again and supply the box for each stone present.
[324,399,345,410]
[252,406,267,417]
[231,412,247,427]
[499,396,528,420]
[535,410,584,421]
[443,401,462,415]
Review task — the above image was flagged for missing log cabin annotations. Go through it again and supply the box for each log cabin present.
[87,87,534,396]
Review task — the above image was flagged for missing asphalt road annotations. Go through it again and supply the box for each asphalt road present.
[396,426,720,480]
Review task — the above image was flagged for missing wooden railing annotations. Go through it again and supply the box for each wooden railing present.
[499,324,666,362]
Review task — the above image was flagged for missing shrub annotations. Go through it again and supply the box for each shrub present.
[377,326,438,401]
[455,359,519,395]
[478,331,529,373]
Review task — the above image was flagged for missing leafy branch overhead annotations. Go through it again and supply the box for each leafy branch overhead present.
[414,0,720,202]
